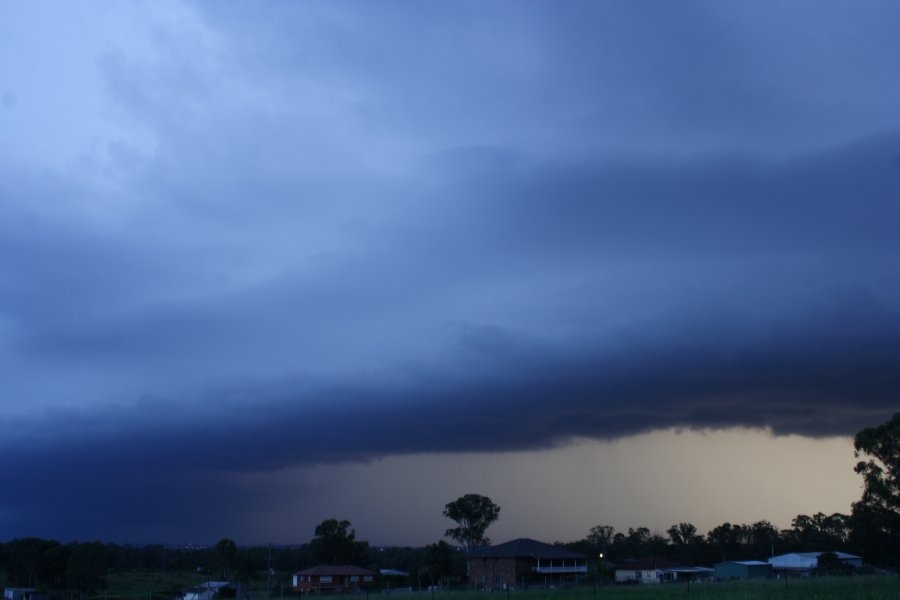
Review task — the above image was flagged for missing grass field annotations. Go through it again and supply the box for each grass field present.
[92,575,899,600]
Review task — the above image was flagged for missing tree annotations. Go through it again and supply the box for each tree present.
[850,412,900,566]
[66,542,108,592]
[212,538,237,579]
[815,551,852,576]
[586,525,615,556]
[38,544,70,588]
[785,513,849,551]
[666,522,699,547]
[310,519,369,565]
[707,523,745,562]
[423,541,455,582]
[443,494,500,550]
[666,523,703,565]
[746,520,779,559]
[4,538,58,587]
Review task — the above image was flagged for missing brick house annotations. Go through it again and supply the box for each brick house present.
[292,565,376,593]
[467,538,587,589]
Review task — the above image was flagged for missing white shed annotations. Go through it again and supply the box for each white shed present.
[768,553,818,571]
[768,552,862,572]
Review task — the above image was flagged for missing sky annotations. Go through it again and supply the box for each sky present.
[0,0,899,547]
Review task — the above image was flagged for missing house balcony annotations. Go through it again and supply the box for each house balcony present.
[534,565,588,574]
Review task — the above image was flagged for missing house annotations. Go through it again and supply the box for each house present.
[467,538,587,589]
[292,566,376,593]
[614,556,681,584]
[714,560,772,580]
[768,551,862,575]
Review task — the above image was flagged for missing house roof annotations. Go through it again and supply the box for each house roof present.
[615,556,681,571]
[716,561,770,567]
[294,565,376,577]
[468,538,585,560]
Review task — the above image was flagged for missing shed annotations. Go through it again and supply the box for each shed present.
[714,561,772,580]
[768,551,862,574]
[4,590,38,600]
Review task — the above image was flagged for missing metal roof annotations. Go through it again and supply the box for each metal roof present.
[294,565,376,576]
[468,538,585,560]
[663,567,714,573]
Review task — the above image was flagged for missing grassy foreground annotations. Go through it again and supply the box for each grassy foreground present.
[94,575,899,600]
[428,577,899,599]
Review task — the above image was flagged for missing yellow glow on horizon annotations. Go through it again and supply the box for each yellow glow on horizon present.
[242,428,860,546]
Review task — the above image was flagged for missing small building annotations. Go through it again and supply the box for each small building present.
[467,538,587,589]
[614,557,681,584]
[292,566,376,593]
[661,566,714,583]
[378,569,409,578]
[4,589,38,600]
[714,561,772,580]
[183,582,233,600]
[378,569,409,589]
[768,552,862,575]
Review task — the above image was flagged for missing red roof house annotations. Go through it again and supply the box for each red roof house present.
[292,565,376,593]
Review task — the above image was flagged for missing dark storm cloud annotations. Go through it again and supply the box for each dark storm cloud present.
[2,133,899,539]
[0,289,897,538]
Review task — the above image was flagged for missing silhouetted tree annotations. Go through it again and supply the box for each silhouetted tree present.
[850,412,900,567]
[586,525,615,558]
[233,548,262,584]
[707,523,746,562]
[443,494,500,550]
[4,538,58,587]
[310,519,369,565]
[38,544,70,587]
[667,523,703,564]
[423,541,455,582]
[747,520,779,559]
[66,542,108,592]
[785,512,849,551]
[212,538,237,579]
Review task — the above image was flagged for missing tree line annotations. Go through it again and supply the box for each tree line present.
[562,512,856,569]
[0,534,464,593]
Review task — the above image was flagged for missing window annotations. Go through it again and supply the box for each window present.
[363,576,373,582]
[350,576,359,582]
[320,576,332,583]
